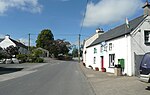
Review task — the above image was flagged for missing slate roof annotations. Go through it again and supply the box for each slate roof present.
[10,38,28,49]
[0,38,4,42]
[87,15,147,48]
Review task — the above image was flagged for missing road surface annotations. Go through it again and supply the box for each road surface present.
[0,60,94,95]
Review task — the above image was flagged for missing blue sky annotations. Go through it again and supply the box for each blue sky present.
[0,0,147,46]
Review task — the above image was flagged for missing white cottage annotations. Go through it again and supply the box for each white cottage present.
[82,28,104,66]
[84,1,150,76]
[0,35,28,54]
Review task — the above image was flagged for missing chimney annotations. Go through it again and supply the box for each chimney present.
[96,28,104,34]
[143,0,150,16]
[5,34,10,39]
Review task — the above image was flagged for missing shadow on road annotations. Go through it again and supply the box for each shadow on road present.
[0,67,23,75]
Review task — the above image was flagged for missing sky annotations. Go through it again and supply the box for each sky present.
[0,0,147,46]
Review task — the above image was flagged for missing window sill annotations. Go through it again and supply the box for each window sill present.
[109,67,115,68]
[145,42,150,45]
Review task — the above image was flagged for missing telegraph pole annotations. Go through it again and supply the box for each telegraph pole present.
[28,33,30,51]
[78,34,81,63]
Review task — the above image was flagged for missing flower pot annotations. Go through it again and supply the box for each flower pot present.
[95,67,99,71]
[83,63,86,66]
[101,68,106,72]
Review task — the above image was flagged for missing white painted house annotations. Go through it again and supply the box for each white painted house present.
[0,35,28,54]
[83,1,150,76]
[82,28,104,65]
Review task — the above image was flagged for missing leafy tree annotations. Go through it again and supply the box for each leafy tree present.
[29,46,36,52]
[72,47,78,57]
[32,49,43,57]
[35,29,71,58]
[36,29,54,49]
[5,45,19,58]
[55,39,71,55]
[46,39,71,58]
[0,47,4,60]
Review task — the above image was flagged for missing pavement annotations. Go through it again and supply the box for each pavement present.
[79,63,150,95]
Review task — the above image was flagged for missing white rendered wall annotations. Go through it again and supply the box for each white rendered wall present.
[83,33,99,64]
[103,36,130,74]
[130,16,150,76]
[86,44,101,70]
[0,37,16,49]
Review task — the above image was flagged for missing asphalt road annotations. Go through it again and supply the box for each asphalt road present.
[0,60,94,95]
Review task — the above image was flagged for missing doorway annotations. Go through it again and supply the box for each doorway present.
[101,56,104,68]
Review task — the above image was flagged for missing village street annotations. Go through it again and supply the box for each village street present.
[0,59,149,95]
[0,60,94,95]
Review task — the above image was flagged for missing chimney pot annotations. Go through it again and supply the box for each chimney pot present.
[5,34,10,39]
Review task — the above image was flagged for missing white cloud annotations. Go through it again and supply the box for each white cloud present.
[0,0,42,15]
[83,0,144,27]
[19,38,28,45]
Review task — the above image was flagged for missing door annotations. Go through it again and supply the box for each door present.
[134,53,144,76]
[101,56,104,68]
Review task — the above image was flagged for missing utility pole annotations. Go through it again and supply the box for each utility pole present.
[28,33,30,51]
[78,34,81,63]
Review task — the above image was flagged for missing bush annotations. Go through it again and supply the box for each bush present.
[32,49,43,57]
[27,54,35,63]
[16,54,27,63]
[35,58,44,63]
[64,55,72,60]
[16,53,44,63]
[27,54,44,63]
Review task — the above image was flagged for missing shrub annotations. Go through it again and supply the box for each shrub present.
[32,49,43,57]
[16,53,44,63]
[16,54,27,63]
[27,54,44,63]
[64,55,72,60]
[35,58,44,63]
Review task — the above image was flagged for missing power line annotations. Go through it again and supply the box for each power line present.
[78,0,89,63]
[55,34,79,36]
[79,0,89,34]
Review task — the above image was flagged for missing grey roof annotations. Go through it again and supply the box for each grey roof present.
[0,38,4,42]
[10,38,28,49]
[87,15,147,48]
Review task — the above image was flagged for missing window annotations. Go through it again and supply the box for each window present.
[94,57,96,64]
[109,43,112,51]
[144,30,150,44]
[94,48,97,54]
[104,45,107,52]
[109,54,115,67]
[100,46,103,52]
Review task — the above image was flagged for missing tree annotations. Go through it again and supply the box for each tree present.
[36,29,54,49]
[5,45,19,58]
[72,47,78,57]
[46,39,71,58]
[0,47,4,60]
[55,39,71,55]
[32,49,43,57]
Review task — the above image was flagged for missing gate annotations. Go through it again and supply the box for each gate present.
[134,53,144,76]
